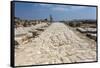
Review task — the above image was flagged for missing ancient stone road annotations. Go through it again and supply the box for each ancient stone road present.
[15,22,96,66]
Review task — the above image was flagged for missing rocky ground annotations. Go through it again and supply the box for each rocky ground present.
[15,22,97,66]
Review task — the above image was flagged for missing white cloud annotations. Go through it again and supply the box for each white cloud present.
[52,5,87,11]
[39,4,69,11]
[52,7,68,11]
[39,3,87,12]
[39,4,53,7]
[52,5,72,11]
[71,6,87,9]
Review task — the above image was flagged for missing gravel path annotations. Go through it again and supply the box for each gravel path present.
[15,22,96,66]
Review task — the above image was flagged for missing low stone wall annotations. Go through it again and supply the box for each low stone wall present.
[77,27,97,41]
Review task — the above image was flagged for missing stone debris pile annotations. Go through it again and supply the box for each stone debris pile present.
[15,23,50,46]
[15,22,96,66]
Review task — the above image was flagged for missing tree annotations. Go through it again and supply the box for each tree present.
[44,18,48,22]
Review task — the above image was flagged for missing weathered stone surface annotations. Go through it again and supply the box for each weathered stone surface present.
[87,33,97,41]
[85,28,97,33]
[15,22,96,66]
[77,27,97,33]
[15,23,49,45]
[77,28,87,33]
[15,23,48,35]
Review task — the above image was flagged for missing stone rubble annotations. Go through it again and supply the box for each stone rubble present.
[15,22,96,66]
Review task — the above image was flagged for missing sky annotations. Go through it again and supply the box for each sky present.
[15,2,96,21]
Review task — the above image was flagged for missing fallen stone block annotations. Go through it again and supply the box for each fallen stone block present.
[36,28,45,31]
[27,33,33,38]
[87,33,97,41]
[15,35,28,45]
[77,28,87,33]
[85,28,97,33]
